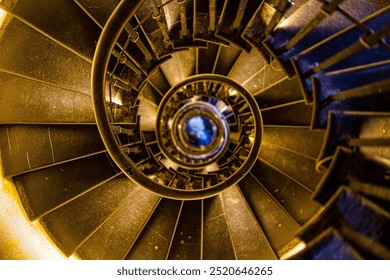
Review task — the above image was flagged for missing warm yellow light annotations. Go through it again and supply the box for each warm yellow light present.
[113,95,123,106]
[0,8,7,28]
[229,88,238,96]
[249,134,255,144]
[0,176,66,260]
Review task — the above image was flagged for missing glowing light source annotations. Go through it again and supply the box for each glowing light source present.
[0,176,66,259]
[112,95,123,106]
[0,8,7,28]
[229,88,238,96]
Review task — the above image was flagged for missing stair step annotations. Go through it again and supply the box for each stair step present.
[216,0,263,51]
[1,0,101,61]
[349,180,390,213]
[79,0,169,74]
[0,19,91,94]
[126,199,183,260]
[293,227,363,260]
[255,77,303,109]
[193,0,229,44]
[39,174,138,257]
[140,82,163,106]
[313,60,390,100]
[262,126,324,159]
[312,78,390,128]
[292,8,390,102]
[137,101,158,131]
[0,72,94,124]
[73,0,118,28]
[222,185,277,259]
[203,195,236,259]
[261,101,312,126]
[259,144,323,191]
[213,45,242,75]
[318,111,390,165]
[337,189,390,248]
[337,224,390,259]
[0,125,105,176]
[167,200,202,260]
[197,43,220,74]
[242,0,291,61]
[239,174,300,256]
[13,153,121,221]
[148,67,172,95]
[264,0,387,75]
[160,49,197,86]
[314,147,390,204]
[240,61,288,95]
[228,49,266,94]
[135,1,174,59]
[163,0,208,49]
[300,187,390,250]
[251,159,320,224]
[75,189,160,260]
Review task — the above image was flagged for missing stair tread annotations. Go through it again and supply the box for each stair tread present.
[3,0,100,60]
[75,189,160,260]
[39,174,138,257]
[163,0,208,49]
[222,185,277,260]
[312,79,390,128]
[148,68,172,95]
[293,227,363,260]
[293,8,390,100]
[126,198,183,260]
[318,111,390,163]
[315,147,390,204]
[242,1,289,60]
[301,186,390,250]
[213,45,242,76]
[228,49,266,93]
[0,19,91,94]
[137,101,158,131]
[74,0,118,28]
[141,82,163,106]
[167,200,202,260]
[203,195,237,260]
[255,77,303,109]
[216,0,262,51]
[193,0,229,44]
[266,0,387,62]
[261,101,312,126]
[251,159,321,225]
[0,124,105,176]
[13,153,121,220]
[336,188,390,247]
[160,50,197,86]
[314,61,390,98]
[262,126,324,159]
[259,144,323,191]
[197,43,220,74]
[0,72,94,124]
[239,174,300,255]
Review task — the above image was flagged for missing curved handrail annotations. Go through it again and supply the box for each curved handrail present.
[92,0,263,199]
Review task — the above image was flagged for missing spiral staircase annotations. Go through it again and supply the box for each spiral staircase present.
[0,0,389,260]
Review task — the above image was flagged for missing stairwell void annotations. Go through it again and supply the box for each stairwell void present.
[0,0,389,260]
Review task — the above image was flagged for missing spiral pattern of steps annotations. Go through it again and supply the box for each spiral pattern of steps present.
[0,0,389,260]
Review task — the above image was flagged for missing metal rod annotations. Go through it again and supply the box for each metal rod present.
[125,23,153,60]
[232,0,249,30]
[209,0,217,32]
[178,0,189,37]
[150,0,172,46]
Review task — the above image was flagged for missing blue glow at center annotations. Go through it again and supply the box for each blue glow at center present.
[184,116,216,147]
